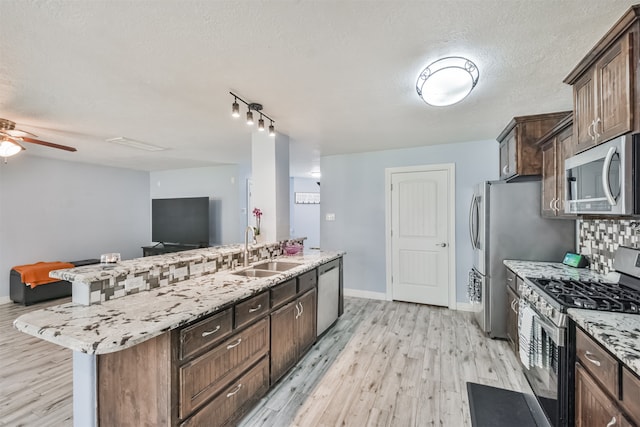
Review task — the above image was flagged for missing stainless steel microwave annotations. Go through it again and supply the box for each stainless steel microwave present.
[565,134,640,215]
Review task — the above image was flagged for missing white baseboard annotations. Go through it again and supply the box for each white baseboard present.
[343,288,388,301]
[455,302,477,312]
[0,296,12,305]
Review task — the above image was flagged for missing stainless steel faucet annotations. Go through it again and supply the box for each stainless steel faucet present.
[244,226,256,267]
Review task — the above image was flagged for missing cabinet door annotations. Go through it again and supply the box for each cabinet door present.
[575,363,621,427]
[573,71,597,153]
[556,126,575,218]
[270,301,298,384]
[506,285,519,354]
[297,288,317,356]
[499,140,510,179]
[541,140,557,217]
[596,33,632,144]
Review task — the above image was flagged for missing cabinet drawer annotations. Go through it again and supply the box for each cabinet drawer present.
[297,269,317,293]
[179,317,269,419]
[181,356,269,427]
[506,269,516,292]
[179,308,233,360]
[576,328,619,397]
[235,292,269,329]
[271,279,296,309]
[621,366,640,425]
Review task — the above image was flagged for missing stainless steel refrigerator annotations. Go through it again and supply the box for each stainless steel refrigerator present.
[468,180,575,338]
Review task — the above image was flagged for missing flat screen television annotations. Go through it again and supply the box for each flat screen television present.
[152,197,210,246]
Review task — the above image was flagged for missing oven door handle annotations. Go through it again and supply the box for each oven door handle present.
[602,146,617,206]
[525,303,565,347]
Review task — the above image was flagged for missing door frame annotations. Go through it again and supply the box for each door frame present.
[384,164,456,309]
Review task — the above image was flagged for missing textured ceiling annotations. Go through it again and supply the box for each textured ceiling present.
[1,0,637,176]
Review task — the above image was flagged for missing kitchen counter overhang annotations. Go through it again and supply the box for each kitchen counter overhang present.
[13,250,344,355]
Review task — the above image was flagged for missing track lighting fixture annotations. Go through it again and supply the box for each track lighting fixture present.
[230,92,276,137]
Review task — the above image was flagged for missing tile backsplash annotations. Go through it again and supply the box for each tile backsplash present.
[578,219,640,273]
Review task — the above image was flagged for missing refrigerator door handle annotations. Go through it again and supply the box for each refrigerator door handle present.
[469,195,477,249]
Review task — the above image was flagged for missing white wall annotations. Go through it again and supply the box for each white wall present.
[320,139,499,303]
[0,155,150,298]
[150,165,244,245]
[291,177,320,248]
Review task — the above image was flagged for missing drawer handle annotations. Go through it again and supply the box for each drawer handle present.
[226,383,243,398]
[248,304,262,313]
[511,299,518,313]
[201,325,221,337]
[606,416,616,427]
[226,338,242,350]
[584,351,601,367]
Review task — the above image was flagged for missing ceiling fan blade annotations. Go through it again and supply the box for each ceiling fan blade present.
[6,128,37,137]
[21,137,77,152]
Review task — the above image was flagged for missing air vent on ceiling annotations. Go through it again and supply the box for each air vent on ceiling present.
[106,137,166,151]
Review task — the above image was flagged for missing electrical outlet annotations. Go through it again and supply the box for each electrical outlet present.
[325,213,336,221]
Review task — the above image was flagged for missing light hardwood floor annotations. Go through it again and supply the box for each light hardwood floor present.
[1,297,530,426]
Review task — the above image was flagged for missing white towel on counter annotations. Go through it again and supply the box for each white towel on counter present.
[518,300,535,370]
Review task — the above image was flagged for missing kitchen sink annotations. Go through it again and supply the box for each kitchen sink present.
[252,261,302,272]
[232,269,279,278]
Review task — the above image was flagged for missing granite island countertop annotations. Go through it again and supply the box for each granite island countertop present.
[504,260,640,376]
[568,309,640,377]
[14,250,343,355]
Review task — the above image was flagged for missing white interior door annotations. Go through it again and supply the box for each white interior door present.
[391,168,451,306]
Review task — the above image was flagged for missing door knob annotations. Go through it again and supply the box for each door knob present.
[437,243,447,247]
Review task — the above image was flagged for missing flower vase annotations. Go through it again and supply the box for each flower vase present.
[255,233,264,244]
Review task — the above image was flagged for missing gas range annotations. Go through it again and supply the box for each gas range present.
[519,246,640,329]
[521,277,640,328]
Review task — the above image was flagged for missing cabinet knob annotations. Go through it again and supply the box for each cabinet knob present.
[502,165,509,175]
[437,243,447,247]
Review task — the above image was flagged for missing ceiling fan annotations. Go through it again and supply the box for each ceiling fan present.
[0,118,77,162]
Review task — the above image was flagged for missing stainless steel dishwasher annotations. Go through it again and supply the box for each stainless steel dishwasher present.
[317,259,340,337]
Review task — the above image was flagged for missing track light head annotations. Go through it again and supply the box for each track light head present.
[231,99,240,118]
[269,122,275,137]
[258,116,265,131]
[246,111,254,125]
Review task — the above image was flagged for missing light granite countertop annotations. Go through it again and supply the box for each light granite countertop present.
[14,250,343,355]
[568,309,640,377]
[504,260,639,376]
[503,260,615,283]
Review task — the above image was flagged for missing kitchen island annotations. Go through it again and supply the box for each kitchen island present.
[14,245,344,427]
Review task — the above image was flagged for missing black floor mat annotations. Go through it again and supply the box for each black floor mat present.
[467,382,538,427]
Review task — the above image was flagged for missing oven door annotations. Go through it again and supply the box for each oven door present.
[519,302,567,426]
[565,134,632,215]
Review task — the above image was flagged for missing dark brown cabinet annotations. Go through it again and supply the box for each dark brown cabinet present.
[538,115,575,218]
[575,363,629,427]
[497,112,571,181]
[94,258,340,427]
[564,7,638,154]
[270,288,317,384]
[574,327,639,427]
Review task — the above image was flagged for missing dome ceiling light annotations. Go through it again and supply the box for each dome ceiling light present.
[416,56,479,107]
